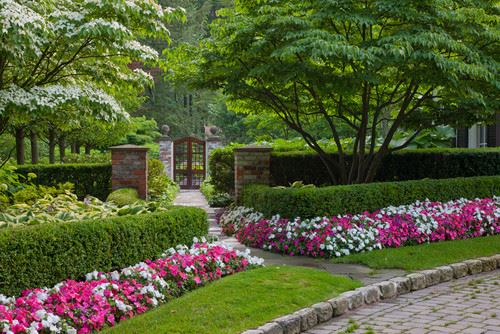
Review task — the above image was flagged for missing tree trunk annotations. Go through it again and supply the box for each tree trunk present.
[30,130,39,164]
[0,116,8,137]
[59,136,66,162]
[15,127,25,165]
[75,142,81,154]
[48,128,56,164]
[71,143,77,154]
[85,144,92,155]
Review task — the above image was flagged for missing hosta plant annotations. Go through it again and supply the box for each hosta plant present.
[0,192,163,229]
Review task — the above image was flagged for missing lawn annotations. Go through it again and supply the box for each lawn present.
[333,235,500,271]
[101,266,361,334]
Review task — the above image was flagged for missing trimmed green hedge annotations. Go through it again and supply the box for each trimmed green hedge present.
[0,207,208,296]
[209,148,500,192]
[240,176,500,219]
[272,148,500,185]
[16,163,112,200]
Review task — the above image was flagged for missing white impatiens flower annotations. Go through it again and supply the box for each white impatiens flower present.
[85,271,100,281]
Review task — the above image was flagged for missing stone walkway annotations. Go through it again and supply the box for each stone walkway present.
[306,270,500,334]
[173,190,405,285]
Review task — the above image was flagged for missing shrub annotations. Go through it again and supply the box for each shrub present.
[201,178,233,207]
[0,163,23,209]
[0,206,208,296]
[271,148,500,185]
[62,152,111,164]
[240,176,500,219]
[106,188,141,206]
[208,145,242,194]
[16,163,112,200]
[377,148,500,181]
[210,148,500,193]
[148,159,179,204]
[208,192,233,207]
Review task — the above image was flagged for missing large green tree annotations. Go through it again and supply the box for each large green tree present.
[181,0,499,184]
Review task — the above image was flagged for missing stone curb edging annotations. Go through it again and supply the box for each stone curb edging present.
[241,254,500,334]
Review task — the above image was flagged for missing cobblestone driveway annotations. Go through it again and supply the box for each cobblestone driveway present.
[306,271,500,334]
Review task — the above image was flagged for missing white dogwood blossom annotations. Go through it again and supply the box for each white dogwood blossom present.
[0,0,184,126]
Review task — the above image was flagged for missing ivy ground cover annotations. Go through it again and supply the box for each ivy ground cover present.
[0,241,263,334]
[219,197,500,258]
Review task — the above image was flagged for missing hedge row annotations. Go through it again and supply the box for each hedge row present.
[209,148,500,193]
[272,149,500,185]
[0,206,208,296]
[240,176,500,219]
[16,163,112,200]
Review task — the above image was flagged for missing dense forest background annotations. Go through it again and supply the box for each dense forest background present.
[136,0,292,142]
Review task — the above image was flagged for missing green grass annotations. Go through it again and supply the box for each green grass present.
[101,266,361,334]
[333,235,500,271]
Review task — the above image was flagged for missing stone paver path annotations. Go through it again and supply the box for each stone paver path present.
[173,190,405,285]
[306,270,500,334]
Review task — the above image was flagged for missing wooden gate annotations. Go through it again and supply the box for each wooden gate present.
[173,137,206,189]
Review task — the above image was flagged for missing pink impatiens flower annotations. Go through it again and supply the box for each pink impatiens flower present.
[220,198,500,259]
[0,242,264,334]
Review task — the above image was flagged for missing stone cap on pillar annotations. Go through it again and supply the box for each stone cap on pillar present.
[110,144,150,152]
[234,145,272,153]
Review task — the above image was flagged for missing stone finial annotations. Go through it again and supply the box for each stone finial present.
[204,125,221,139]
[161,124,171,137]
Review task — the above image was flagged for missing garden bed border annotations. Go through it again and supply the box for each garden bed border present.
[241,254,500,334]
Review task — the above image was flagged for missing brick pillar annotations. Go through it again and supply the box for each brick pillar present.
[234,145,272,202]
[159,136,173,179]
[111,144,149,199]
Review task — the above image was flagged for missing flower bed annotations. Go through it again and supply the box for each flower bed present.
[0,241,264,334]
[219,198,500,257]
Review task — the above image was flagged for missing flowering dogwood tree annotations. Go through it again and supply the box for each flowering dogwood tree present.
[0,0,184,162]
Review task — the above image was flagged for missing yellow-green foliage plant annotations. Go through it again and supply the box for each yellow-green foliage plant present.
[148,159,179,204]
[106,188,141,207]
[0,191,162,229]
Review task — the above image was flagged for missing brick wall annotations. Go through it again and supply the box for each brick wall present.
[111,144,149,199]
[234,146,272,201]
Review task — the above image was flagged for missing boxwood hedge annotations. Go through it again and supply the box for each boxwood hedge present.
[271,148,500,186]
[0,207,207,296]
[209,148,500,193]
[240,176,500,219]
[16,163,112,200]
